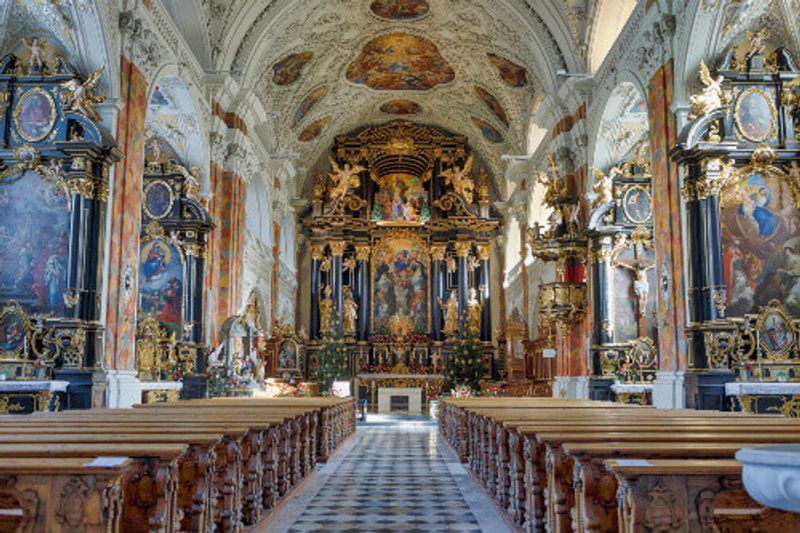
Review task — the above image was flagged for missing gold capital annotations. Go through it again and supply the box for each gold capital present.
[430,244,447,261]
[355,244,371,261]
[476,244,491,261]
[330,241,347,256]
[310,243,326,261]
[454,241,472,257]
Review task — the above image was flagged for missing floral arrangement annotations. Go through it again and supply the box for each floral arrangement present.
[479,384,505,397]
[450,385,473,398]
[369,333,430,345]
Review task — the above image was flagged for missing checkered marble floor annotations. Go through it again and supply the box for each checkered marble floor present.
[259,417,515,533]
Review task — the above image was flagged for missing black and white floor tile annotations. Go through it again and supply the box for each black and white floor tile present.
[259,415,515,533]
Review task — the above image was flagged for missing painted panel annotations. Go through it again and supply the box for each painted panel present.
[292,86,328,129]
[471,116,504,143]
[372,236,428,334]
[370,0,429,20]
[138,239,184,334]
[370,172,430,223]
[380,99,422,115]
[721,171,800,316]
[298,116,331,142]
[272,51,313,85]
[487,53,527,88]
[474,86,509,127]
[346,32,455,91]
[0,170,68,315]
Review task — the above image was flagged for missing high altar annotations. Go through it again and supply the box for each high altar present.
[298,120,502,409]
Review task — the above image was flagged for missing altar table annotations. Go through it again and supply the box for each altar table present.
[378,387,422,414]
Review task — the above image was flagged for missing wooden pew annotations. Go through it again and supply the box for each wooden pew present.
[0,457,131,533]
[605,459,800,532]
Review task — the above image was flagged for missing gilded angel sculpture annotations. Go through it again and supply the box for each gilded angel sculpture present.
[440,154,475,204]
[590,167,619,209]
[328,156,365,207]
[688,60,724,120]
[61,65,106,122]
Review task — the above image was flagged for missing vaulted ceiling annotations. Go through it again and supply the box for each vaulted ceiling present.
[188,0,610,184]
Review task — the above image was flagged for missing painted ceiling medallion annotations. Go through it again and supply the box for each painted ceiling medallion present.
[272,51,313,85]
[474,87,509,128]
[298,116,331,142]
[346,32,455,91]
[292,86,328,129]
[380,99,422,115]
[370,0,430,20]
[487,53,528,88]
[471,117,504,144]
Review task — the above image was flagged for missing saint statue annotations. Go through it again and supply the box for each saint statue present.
[441,291,459,337]
[343,286,358,336]
[468,287,482,333]
[320,285,333,336]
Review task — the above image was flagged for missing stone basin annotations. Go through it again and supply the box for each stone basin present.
[736,444,800,513]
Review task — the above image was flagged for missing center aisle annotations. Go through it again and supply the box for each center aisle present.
[259,416,516,532]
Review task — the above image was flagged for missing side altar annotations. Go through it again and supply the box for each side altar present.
[299,120,503,407]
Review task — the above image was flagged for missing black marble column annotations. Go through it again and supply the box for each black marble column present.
[310,244,323,339]
[455,242,471,317]
[477,245,491,342]
[355,244,370,341]
[331,241,346,315]
[430,245,446,341]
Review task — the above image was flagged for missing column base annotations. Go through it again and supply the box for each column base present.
[105,369,142,408]
[685,370,735,411]
[652,371,686,409]
[552,376,591,400]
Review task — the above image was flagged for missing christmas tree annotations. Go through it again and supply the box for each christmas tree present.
[314,313,349,395]
[445,317,485,393]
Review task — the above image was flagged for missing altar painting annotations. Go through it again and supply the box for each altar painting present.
[371,172,430,223]
[721,171,800,316]
[139,239,184,334]
[0,170,68,315]
[372,237,428,334]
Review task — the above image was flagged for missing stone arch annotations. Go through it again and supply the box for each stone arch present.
[590,80,650,174]
[587,0,638,73]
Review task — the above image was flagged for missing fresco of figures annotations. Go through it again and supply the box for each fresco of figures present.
[0,170,69,315]
[721,171,800,316]
[138,239,184,334]
[370,172,431,223]
[372,236,428,334]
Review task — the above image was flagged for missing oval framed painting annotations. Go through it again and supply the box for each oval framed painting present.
[622,185,652,224]
[14,88,56,143]
[757,307,795,357]
[143,180,174,219]
[734,87,776,143]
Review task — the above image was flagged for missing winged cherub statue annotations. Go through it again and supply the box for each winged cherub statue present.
[61,65,106,122]
[22,37,45,72]
[689,60,724,120]
[590,167,620,209]
[440,153,475,204]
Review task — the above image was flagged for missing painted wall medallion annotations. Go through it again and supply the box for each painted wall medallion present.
[0,311,26,354]
[14,88,56,142]
[138,239,184,334]
[734,87,776,142]
[474,86,509,127]
[380,99,422,115]
[298,116,331,142]
[0,170,68,314]
[370,0,430,20]
[758,308,794,356]
[346,32,455,91]
[272,51,313,85]
[143,180,174,219]
[292,86,328,129]
[720,171,800,316]
[487,53,528,88]
[471,117,504,143]
[278,339,300,370]
[623,185,652,224]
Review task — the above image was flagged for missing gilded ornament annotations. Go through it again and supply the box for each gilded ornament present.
[330,241,347,256]
[590,167,618,210]
[454,241,472,257]
[688,60,724,120]
[61,64,106,122]
[429,244,446,261]
[355,244,371,261]
[310,244,326,261]
[476,244,491,261]
[440,154,475,205]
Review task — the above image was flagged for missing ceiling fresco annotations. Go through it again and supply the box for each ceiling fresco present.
[471,117,504,144]
[487,53,528,88]
[346,32,455,91]
[369,0,430,20]
[292,85,328,129]
[298,116,332,142]
[272,51,313,85]
[380,100,422,115]
[474,86,509,128]
[145,76,203,168]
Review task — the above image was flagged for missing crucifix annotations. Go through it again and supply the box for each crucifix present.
[617,258,655,337]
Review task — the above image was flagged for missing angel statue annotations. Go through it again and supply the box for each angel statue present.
[688,60,724,120]
[618,260,655,317]
[22,37,45,72]
[440,154,475,204]
[327,156,365,208]
[746,29,769,60]
[61,65,106,122]
[590,167,619,209]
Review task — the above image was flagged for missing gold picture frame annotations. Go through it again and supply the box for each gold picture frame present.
[734,87,777,143]
[13,87,57,143]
